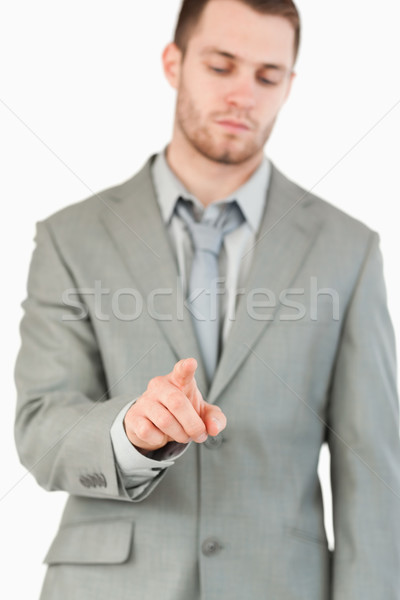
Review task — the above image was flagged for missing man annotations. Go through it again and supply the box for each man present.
[14,0,400,598]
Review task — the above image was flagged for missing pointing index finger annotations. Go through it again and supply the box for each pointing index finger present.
[170,358,198,390]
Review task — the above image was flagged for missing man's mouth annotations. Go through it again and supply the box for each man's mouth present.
[215,119,251,132]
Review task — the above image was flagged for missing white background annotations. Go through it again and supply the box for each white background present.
[1,1,399,597]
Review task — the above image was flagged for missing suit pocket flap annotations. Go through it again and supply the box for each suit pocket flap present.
[44,520,133,565]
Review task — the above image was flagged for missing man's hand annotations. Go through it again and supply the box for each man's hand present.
[124,358,226,451]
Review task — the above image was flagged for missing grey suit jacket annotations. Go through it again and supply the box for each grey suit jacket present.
[15,156,400,599]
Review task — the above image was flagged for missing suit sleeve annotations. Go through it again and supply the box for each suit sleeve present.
[327,231,400,598]
[14,220,167,502]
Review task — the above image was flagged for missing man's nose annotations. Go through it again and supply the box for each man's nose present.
[225,75,256,110]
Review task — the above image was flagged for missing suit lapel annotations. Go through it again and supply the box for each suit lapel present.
[99,156,208,392]
[208,165,321,404]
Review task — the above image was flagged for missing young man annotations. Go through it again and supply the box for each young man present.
[15,1,400,598]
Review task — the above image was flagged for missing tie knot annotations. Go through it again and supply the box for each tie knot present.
[189,222,224,256]
[175,198,244,257]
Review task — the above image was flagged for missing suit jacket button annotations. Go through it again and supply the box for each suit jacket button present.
[202,538,222,556]
[204,433,224,450]
[79,475,90,487]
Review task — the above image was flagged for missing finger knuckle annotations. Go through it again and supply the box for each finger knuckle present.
[167,392,185,413]
[156,412,173,430]
[135,419,152,440]
[135,392,151,409]
[147,375,164,391]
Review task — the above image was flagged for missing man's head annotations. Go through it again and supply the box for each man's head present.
[174,0,301,66]
[163,0,300,167]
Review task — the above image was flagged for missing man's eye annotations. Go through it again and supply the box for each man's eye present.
[209,66,229,74]
[259,77,277,85]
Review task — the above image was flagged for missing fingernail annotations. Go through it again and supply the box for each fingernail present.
[212,417,222,432]
[195,432,208,443]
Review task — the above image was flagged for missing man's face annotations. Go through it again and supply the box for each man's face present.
[169,0,296,166]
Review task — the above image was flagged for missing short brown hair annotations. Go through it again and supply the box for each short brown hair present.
[174,0,301,65]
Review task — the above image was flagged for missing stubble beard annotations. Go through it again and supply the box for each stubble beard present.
[176,82,275,166]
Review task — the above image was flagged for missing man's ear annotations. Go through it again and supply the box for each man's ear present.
[162,42,182,89]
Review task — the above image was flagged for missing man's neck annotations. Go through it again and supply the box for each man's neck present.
[165,142,263,207]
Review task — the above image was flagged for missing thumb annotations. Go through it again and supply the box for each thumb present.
[170,358,198,390]
[202,402,227,437]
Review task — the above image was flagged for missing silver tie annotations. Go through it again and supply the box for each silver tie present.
[176,198,244,382]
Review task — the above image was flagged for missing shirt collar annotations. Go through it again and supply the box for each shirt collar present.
[151,146,271,232]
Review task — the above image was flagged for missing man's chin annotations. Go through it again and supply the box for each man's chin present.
[205,149,261,166]
[194,141,261,166]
